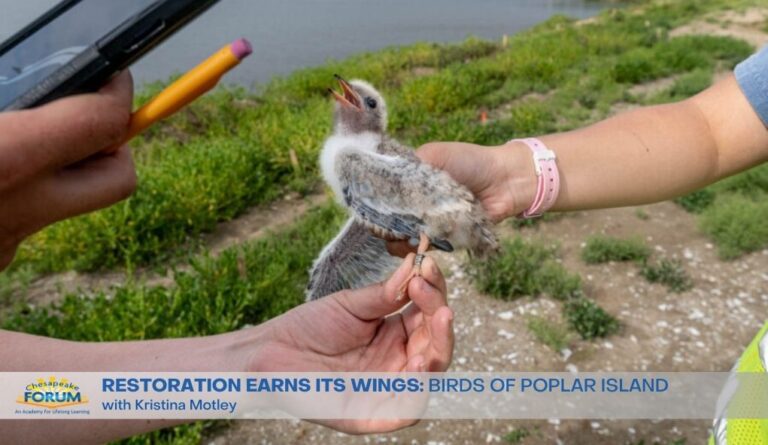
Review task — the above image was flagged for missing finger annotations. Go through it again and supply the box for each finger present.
[405,354,426,372]
[416,256,447,298]
[401,303,423,335]
[51,145,137,215]
[4,147,137,237]
[401,257,447,333]
[0,71,134,190]
[331,254,416,321]
[427,306,454,371]
[386,241,416,258]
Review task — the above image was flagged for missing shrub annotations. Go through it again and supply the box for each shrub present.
[713,163,768,197]
[640,259,693,293]
[581,236,650,264]
[564,298,619,340]
[4,203,346,339]
[470,237,581,301]
[699,193,768,259]
[674,189,716,213]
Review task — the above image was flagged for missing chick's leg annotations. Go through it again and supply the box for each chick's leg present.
[396,233,431,300]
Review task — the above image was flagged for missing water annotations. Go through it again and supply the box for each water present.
[0,0,620,88]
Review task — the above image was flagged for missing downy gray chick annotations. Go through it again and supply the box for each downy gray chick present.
[306,76,497,301]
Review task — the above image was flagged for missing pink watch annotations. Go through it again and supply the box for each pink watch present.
[513,138,560,219]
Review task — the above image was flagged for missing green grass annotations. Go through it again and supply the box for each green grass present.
[699,193,768,259]
[640,259,693,293]
[3,0,755,276]
[527,316,571,351]
[510,213,562,229]
[472,236,619,342]
[581,236,651,264]
[564,298,620,340]
[470,237,581,301]
[674,163,768,259]
[4,202,345,340]
[674,189,716,214]
[581,236,694,292]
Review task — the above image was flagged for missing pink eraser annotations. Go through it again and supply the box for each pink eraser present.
[230,38,253,60]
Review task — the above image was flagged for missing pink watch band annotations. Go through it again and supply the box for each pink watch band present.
[514,138,560,219]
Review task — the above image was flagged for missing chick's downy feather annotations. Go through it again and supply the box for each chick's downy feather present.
[306,77,497,301]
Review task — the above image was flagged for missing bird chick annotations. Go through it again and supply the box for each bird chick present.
[308,76,497,300]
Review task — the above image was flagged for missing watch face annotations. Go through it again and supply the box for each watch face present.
[0,0,158,109]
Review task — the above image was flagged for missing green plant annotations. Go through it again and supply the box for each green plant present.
[527,316,571,351]
[564,298,619,340]
[674,189,716,213]
[581,236,650,264]
[699,193,768,259]
[641,259,693,292]
[504,427,531,443]
[4,203,346,340]
[510,213,561,229]
[470,237,581,301]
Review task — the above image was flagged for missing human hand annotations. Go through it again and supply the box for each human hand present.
[247,253,454,434]
[0,71,137,270]
[386,141,536,257]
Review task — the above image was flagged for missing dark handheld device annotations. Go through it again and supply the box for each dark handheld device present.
[0,0,220,111]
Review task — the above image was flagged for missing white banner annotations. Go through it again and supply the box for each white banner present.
[1,372,765,420]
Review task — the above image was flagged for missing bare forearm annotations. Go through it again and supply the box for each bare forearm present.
[506,75,768,214]
[0,329,259,444]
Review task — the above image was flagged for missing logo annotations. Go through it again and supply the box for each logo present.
[16,376,89,409]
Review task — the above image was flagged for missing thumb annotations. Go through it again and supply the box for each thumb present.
[330,254,416,320]
[415,142,450,170]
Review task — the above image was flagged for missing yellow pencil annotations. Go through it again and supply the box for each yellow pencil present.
[123,38,252,143]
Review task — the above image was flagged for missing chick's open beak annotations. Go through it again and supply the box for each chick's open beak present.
[329,75,362,111]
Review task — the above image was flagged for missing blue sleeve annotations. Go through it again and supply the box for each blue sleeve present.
[735,46,768,127]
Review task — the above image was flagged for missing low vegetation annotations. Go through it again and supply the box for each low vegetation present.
[581,235,694,293]
[471,237,582,301]
[640,259,694,293]
[527,316,571,352]
[3,203,346,340]
[581,235,651,264]
[563,298,620,340]
[472,237,619,341]
[676,165,768,258]
[504,427,532,444]
[699,193,768,259]
[7,0,757,277]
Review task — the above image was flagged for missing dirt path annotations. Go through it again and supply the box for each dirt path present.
[671,7,768,49]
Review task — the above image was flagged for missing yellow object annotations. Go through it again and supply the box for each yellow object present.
[710,322,768,444]
[125,41,248,141]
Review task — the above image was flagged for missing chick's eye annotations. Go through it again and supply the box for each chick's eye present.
[365,97,377,109]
